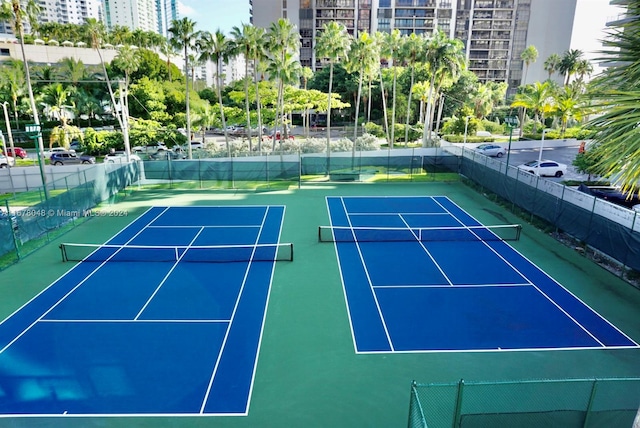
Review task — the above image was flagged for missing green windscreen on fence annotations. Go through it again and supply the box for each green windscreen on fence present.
[408,378,640,428]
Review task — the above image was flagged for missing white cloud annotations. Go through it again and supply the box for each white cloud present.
[178,1,197,17]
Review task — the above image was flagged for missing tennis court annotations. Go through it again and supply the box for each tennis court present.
[0,183,639,427]
[324,196,638,353]
[0,205,289,416]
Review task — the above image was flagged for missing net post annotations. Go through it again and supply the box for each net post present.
[59,244,67,262]
[515,224,522,241]
[290,242,294,261]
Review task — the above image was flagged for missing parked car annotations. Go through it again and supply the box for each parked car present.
[104,152,141,163]
[4,147,27,159]
[42,147,73,158]
[517,160,567,177]
[0,153,15,168]
[50,151,95,165]
[149,149,185,160]
[578,184,640,209]
[475,143,506,158]
[132,143,167,153]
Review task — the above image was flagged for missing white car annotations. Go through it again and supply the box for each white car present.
[104,152,141,163]
[42,147,73,158]
[0,153,15,168]
[517,160,567,177]
[475,143,507,158]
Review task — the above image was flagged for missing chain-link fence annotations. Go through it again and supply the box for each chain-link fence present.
[409,378,640,428]
[452,147,640,274]
[137,148,459,189]
[0,162,140,269]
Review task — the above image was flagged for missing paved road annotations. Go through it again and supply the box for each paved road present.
[500,143,587,183]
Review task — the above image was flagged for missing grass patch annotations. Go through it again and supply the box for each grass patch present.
[0,189,67,207]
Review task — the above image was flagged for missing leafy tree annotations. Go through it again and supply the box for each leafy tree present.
[544,53,562,80]
[520,45,539,84]
[0,59,25,127]
[315,21,350,156]
[585,0,640,196]
[169,17,199,158]
[558,49,584,86]
[198,29,233,154]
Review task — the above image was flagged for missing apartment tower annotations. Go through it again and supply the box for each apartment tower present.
[251,0,577,90]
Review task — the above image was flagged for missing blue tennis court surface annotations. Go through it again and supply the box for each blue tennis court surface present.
[0,205,285,416]
[326,196,639,353]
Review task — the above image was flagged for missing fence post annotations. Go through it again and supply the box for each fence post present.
[5,199,20,259]
[452,379,465,428]
[582,379,599,428]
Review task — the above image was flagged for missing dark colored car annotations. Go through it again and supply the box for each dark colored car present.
[578,184,640,209]
[4,147,27,159]
[50,151,95,165]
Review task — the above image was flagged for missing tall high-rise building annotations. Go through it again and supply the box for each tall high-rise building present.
[156,0,179,37]
[251,0,577,90]
[103,0,158,33]
[0,0,102,36]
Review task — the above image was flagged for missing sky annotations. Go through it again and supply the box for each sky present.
[178,0,251,35]
[178,0,619,73]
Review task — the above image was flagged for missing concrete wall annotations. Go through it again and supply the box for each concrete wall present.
[525,0,578,85]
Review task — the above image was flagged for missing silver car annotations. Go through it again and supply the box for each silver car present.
[475,143,507,158]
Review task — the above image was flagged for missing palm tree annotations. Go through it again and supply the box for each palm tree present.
[554,84,581,135]
[315,21,350,160]
[510,81,556,134]
[266,18,299,142]
[520,45,538,85]
[169,17,199,159]
[574,59,594,85]
[586,2,640,195]
[346,31,377,146]
[59,57,86,84]
[422,30,465,147]
[543,53,562,80]
[400,32,423,145]
[264,51,301,152]
[381,29,402,148]
[198,30,233,155]
[112,46,141,118]
[0,0,46,185]
[231,23,258,151]
[0,58,25,128]
[558,49,584,86]
[300,66,314,136]
[192,103,216,146]
[86,18,127,152]
[246,26,267,151]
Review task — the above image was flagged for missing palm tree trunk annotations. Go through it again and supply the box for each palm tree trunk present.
[404,67,415,146]
[244,66,252,152]
[254,61,263,153]
[390,67,398,149]
[379,69,390,145]
[352,73,364,168]
[217,64,229,157]
[326,63,334,173]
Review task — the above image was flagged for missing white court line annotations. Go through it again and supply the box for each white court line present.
[433,197,608,348]
[147,225,262,229]
[39,319,230,323]
[134,226,205,320]
[398,214,454,286]
[338,197,396,352]
[199,206,271,414]
[0,207,171,354]
[373,283,531,289]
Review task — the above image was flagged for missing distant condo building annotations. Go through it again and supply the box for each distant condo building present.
[251,0,578,92]
[103,0,159,33]
[0,0,102,36]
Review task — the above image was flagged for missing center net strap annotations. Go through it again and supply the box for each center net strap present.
[60,242,294,263]
[318,224,522,243]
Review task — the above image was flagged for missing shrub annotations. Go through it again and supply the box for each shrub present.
[364,122,385,138]
[355,133,381,151]
[480,119,504,135]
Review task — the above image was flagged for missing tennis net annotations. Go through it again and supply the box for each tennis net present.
[60,242,294,263]
[318,224,522,243]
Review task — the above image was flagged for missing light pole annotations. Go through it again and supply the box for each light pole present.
[1,102,15,166]
[462,116,471,153]
[537,129,550,174]
[504,115,518,172]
